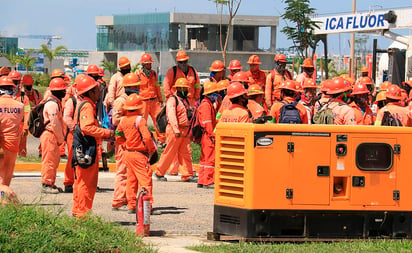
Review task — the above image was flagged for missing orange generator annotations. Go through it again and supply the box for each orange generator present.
[213,123,412,239]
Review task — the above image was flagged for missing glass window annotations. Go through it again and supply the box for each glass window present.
[356,143,393,171]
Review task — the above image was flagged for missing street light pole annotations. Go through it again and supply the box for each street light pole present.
[350,0,356,78]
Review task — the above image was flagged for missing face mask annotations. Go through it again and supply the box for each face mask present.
[342,93,351,104]
[24,85,32,91]
[177,89,187,99]
[120,68,131,76]
[125,87,139,96]
[90,75,99,81]
[0,88,14,96]
[240,95,248,108]
[51,90,66,101]
[207,93,220,103]
[275,62,285,74]
[219,90,226,98]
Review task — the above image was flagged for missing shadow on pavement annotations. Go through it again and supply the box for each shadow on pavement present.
[149,230,166,236]
[153,206,187,215]
[96,187,114,192]
[23,203,64,207]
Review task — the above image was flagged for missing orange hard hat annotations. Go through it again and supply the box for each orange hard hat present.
[340,73,349,80]
[320,79,332,92]
[232,71,250,83]
[303,79,317,89]
[301,58,314,68]
[118,56,131,68]
[247,55,261,65]
[176,50,189,62]
[139,53,153,64]
[86,64,99,75]
[50,69,65,78]
[346,76,355,85]
[351,83,369,95]
[280,80,302,92]
[360,66,369,73]
[0,67,10,76]
[209,60,225,72]
[359,76,374,86]
[203,81,218,95]
[274,54,287,63]
[216,79,230,91]
[74,74,87,86]
[48,78,67,91]
[8,70,21,81]
[379,81,392,91]
[0,76,16,88]
[327,77,352,95]
[21,74,34,86]
[123,93,144,111]
[227,82,247,99]
[247,84,264,96]
[122,73,141,87]
[98,68,105,77]
[385,84,402,100]
[174,77,190,88]
[76,75,99,95]
[376,91,387,102]
[228,60,242,70]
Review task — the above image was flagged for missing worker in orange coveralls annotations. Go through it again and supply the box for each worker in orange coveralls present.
[197,81,220,189]
[350,82,375,125]
[40,78,67,193]
[220,82,251,123]
[247,84,267,121]
[115,93,157,213]
[226,60,243,81]
[162,50,201,105]
[72,75,114,217]
[0,76,24,186]
[154,78,198,183]
[9,70,30,157]
[22,74,42,107]
[105,57,131,108]
[112,73,143,210]
[246,55,266,88]
[300,79,318,123]
[135,53,165,144]
[0,67,10,77]
[215,79,231,122]
[265,54,293,108]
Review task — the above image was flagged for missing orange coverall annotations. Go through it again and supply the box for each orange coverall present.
[220,104,251,123]
[116,114,156,210]
[375,102,412,127]
[197,97,217,187]
[350,102,376,125]
[111,94,128,208]
[269,96,309,124]
[72,97,112,217]
[247,99,266,121]
[216,96,232,122]
[246,70,266,87]
[26,89,42,107]
[41,95,65,187]
[155,95,194,181]
[265,69,293,107]
[162,66,201,104]
[105,71,125,108]
[295,72,313,86]
[136,69,165,143]
[14,92,30,157]
[62,96,76,187]
[0,95,24,186]
[328,98,357,125]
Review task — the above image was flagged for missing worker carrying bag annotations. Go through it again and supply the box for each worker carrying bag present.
[28,98,58,138]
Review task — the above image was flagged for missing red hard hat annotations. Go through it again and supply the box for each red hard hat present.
[303,79,317,89]
[86,64,99,75]
[176,50,189,62]
[118,57,131,68]
[351,83,369,95]
[140,53,153,64]
[359,76,374,86]
[274,54,287,63]
[48,78,67,91]
[247,55,261,65]
[122,73,141,87]
[228,60,242,70]
[123,93,144,111]
[232,71,250,83]
[320,79,332,92]
[21,74,34,86]
[280,80,302,92]
[301,58,314,68]
[203,81,218,95]
[98,68,105,77]
[247,84,264,96]
[76,75,99,95]
[50,69,65,78]
[0,67,10,76]
[209,60,225,72]
[227,82,247,99]
[327,77,352,95]
[360,66,369,73]
[8,70,21,81]
[216,79,230,91]
[385,84,402,100]
[0,76,16,88]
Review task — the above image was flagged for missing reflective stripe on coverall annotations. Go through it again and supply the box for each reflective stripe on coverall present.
[72,97,112,217]
[0,95,24,186]
[162,66,201,105]
[375,102,412,126]
[265,69,293,107]
[63,96,76,186]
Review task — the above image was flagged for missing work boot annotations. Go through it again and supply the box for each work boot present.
[197,184,203,188]
[42,184,63,194]
[204,184,215,189]
[64,185,73,193]
[154,174,167,182]
[182,176,198,183]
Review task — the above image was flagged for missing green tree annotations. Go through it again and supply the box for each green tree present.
[101,59,116,76]
[281,0,319,58]
[210,0,242,66]
[18,49,36,73]
[38,44,67,74]
[1,50,20,70]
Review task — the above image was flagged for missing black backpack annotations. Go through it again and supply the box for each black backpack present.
[28,98,58,138]
[279,100,301,124]
[381,110,403,126]
[189,100,203,143]
[155,95,178,133]
[72,101,97,169]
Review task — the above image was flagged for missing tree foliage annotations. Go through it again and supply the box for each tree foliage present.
[281,0,319,58]
[100,60,116,76]
[18,49,36,73]
[38,44,67,74]
[1,50,20,70]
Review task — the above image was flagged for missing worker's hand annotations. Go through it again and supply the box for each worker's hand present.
[109,130,115,139]
[22,129,29,137]
[211,136,215,144]
[175,132,181,138]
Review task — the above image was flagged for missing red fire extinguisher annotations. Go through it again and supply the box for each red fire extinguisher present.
[136,187,150,236]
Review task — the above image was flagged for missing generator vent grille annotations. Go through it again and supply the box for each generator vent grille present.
[220,214,241,225]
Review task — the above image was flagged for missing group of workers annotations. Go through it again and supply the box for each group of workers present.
[1,50,411,216]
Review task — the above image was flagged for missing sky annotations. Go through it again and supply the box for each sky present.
[0,0,411,56]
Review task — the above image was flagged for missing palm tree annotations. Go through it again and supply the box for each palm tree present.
[19,49,36,73]
[1,50,20,70]
[38,44,67,74]
[101,59,116,76]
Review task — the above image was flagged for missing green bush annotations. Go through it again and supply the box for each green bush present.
[32,73,50,87]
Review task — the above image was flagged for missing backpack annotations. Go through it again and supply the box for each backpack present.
[135,116,159,165]
[313,103,335,125]
[28,98,58,138]
[172,65,198,83]
[72,101,97,169]
[279,100,301,124]
[155,95,178,133]
[190,101,203,143]
[381,109,403,126]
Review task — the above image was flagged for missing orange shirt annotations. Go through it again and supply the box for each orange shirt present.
[269,97,309,124]
[25,89,42,107]
[116,114,156,154]
[63,96,77,132]
[105,71,125,108]
[163,66,200,100]
[247,99,265,121]
[265,69,293,106]
[166,95,190,134]
[136,69,163,101]
[246,70,266,87]
[0,95,24,152]
[112,94,127,127]
[295,72,314,86]
[328,98,356,125]
[198,97,216,136]
[43,95,65,145]
[375,102,412,127]
[350,102,375,125]
[220,104,251,123]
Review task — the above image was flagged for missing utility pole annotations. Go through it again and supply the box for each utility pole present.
[350,0,356,78]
